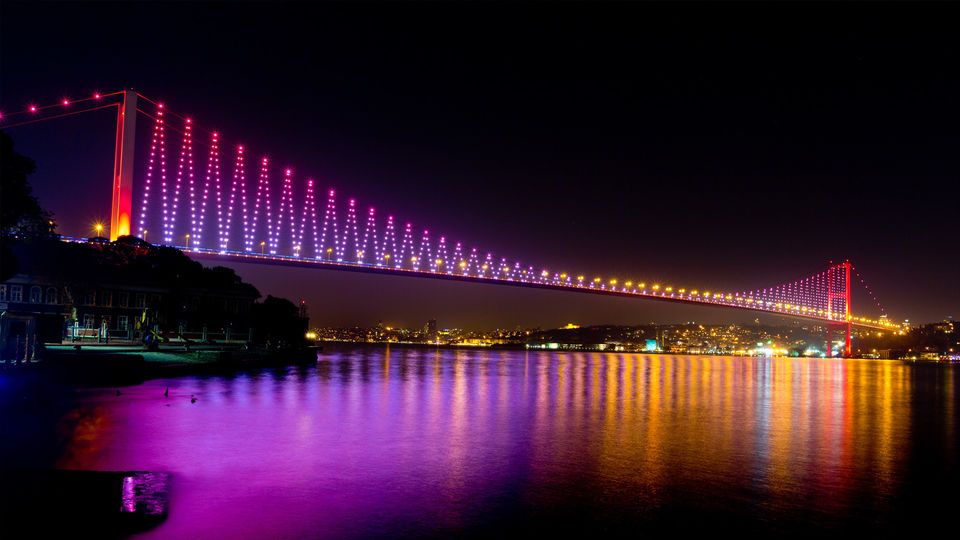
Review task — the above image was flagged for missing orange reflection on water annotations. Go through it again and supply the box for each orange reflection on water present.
[41,349,956,538]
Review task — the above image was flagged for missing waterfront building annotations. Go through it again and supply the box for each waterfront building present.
[0,238,263,358]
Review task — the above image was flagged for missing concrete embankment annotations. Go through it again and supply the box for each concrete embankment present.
[2,347,320,384]
[0,469,171,535]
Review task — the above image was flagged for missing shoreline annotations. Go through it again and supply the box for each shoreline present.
[1,345,320,385]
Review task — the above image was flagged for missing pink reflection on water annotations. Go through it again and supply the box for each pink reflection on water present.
[47,349,943,538]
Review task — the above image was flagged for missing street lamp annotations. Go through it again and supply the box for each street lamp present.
[185,233,191,248]
[94,222,104,237]
[260,241,266,254]
[143,230,148,242]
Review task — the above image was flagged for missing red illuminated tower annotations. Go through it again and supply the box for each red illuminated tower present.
[825,260,853,357]
[110,90,137,240]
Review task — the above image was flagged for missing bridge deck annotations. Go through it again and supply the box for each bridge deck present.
[178,246,892,330]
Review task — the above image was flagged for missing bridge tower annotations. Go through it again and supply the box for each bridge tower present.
[825,260,853,357]
[109,90,137,241]
[843,260,852,357]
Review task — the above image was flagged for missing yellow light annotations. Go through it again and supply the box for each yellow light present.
[436,258,443,265]
[625,281,633,287]
[94,222,104,235]
[610,279,617,285]
[560,273,568,279]
[459,260,467,268]
[593,277,601,283]
[652,284,660,290]
[305,331,317,340]
[678,288,685,293]
[691,289,698,295]
[665,286,673,292]
[411,256,418,263]
[638,282,646,288]
[577,275,584,281]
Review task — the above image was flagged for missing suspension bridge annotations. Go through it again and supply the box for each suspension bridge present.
[1,89,901,356]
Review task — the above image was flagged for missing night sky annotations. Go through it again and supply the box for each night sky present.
[1,1,957,328]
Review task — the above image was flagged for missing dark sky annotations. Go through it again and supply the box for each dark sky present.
[1,1,957,328]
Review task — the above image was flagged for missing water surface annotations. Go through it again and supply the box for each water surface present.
[5,347,960,537]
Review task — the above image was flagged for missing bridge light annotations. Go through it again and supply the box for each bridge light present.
[93,92,101,100]
[638,282,645,289]
[665,286,673,292]
[28,104,37,113]
[577,275,584,282]
[652,284,660,290]
[436,259,443,266]
[459,261,467,268]
[593,277,601,283]
[62,98,70,106]
[609,279,617,285]
[625,281,633,287]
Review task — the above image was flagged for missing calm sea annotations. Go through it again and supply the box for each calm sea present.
[3,346,959,538]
